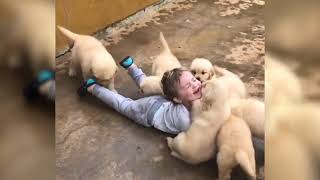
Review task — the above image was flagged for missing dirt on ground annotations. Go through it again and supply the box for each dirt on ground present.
[56,0,265,180]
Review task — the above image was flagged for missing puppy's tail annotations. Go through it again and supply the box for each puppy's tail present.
[235,150,256,179]
[159,32,171,53]
[57,26,78,46]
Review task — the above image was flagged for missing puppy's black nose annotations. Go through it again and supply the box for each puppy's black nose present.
[196,77,201,81]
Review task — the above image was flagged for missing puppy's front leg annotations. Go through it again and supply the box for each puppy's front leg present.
[68,59,77,77]
[217,146,234,180]
[166,137,174,149]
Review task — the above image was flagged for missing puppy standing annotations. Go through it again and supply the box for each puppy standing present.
[151,32,181,76]
[140,32,181,96]
[166,78,230,164]
[57,26,117,92]
[217,114,256,180]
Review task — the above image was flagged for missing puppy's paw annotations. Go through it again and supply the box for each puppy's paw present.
[68,68,77,77]
[166,137,173,149]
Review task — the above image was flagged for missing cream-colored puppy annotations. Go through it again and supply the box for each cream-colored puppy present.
[166,78,231,164]
[190,58,246,100]
[140,32,181,95]
[217,114,256,180]
[139,76,163,96]
[151,32,181,76]
[190,58,215,83]
[213,65,247,100]
[266,55,320,180]
[58,26,117,91]
[265,54,303,114]
[0,0,55,74]
[231,98,265,139]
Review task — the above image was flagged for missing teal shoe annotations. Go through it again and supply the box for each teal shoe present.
[119,56,134,69]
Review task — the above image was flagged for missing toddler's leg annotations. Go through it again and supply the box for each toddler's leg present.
[119,56,146,87]
[92,84,153,127]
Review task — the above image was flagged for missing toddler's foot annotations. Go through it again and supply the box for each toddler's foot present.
[119,56,134,69]
[77,78,99,97]
[23,70,54,101]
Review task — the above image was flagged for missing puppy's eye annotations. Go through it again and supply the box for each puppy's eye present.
[202,71,206,75]
[191,71,196,75]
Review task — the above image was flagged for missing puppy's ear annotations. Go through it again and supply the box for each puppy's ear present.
[173,97,183,104]
[210,67,216,79]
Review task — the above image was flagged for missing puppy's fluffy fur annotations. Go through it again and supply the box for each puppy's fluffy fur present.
[213,65,247,100]
[166,78,231,164]
[190,58,246,100]
[266,55,320,180]
[0,1,55,74]
[140,32,181,96]
[231,98,265,139]
[190,58,215,83]
[266,55,303,114]
[139,76,163,95]
[58,26,117,91]
[217,114,256,180]
[151,32,181,76]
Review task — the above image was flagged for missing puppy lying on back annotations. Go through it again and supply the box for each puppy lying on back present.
[58,26,117,92]
[140,32,181,96]
[166,78,231,164]
[217,114,256,180]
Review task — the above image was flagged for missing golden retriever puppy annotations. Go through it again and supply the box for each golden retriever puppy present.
[57,26,117,91]
[166,78,231,164]
[266,54,303,111]
[190,58,215,83]
[217,114,256,180]
[139,76,163,96]
[266,55,320,180]
[140,32,181,96]
[0,0,55,74]
[213,65,247,100]
[231,98,265,139]
[151,32,181,76]
[266,103,320,180]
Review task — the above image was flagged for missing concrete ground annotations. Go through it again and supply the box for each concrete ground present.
[0,68,55,180]
[56,0,264,179]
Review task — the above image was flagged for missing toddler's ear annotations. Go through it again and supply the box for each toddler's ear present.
[173,97,182,104]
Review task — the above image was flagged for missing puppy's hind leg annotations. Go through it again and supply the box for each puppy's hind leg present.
[217,146,233,180]
[108,75,117,93]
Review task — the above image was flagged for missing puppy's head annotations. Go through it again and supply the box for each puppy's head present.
[200,78,228,110]
[190,58,215,83]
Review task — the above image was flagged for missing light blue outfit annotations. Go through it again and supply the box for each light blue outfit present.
[92,64,191,134]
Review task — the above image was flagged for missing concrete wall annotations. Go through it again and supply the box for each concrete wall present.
[56,0,159,51]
